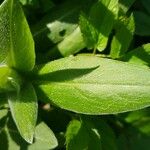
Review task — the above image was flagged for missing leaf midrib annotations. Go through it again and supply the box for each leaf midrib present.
[38,81,150,87]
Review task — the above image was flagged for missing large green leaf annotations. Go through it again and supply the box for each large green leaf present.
[0,0,35,71]
[8,83,38,143]
[34,56,150,114]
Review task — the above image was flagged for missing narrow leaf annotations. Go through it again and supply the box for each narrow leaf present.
[8,83,38,143]
[34,56,150,114]
[0,0,35,71]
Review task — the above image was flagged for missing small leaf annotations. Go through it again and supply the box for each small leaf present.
[66,120,102,150]
[0,0,35,71]
[8,83,38,143]
[121,43,150,67]
[87,118,117,150]
[79,0,118,51]
[79,13,98,49]
[50,27,85,57]
[28,122,58,150]
[34,56,150,114]
[110,13,135,58]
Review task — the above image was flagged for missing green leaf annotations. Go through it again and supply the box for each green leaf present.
[8,83,38,143]
[34,56,150,114]
[0,66,21,93]
[0,0,35,71]
[79,13,98,49]
[66,120,102,150]
[95,0,118,51]
[90,118,117,150]
[121,43,150,67]
[6,116,30,150]
[79,0,118,51]
[110,13,135,58]
[28,122,58,150]
[49,27,85,57]
[4,118,57,149]
[134,11,150,36]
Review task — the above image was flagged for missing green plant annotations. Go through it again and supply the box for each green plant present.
[0,0,150,149]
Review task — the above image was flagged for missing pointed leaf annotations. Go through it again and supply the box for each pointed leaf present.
[28,122,58,150]
[0,0,35,71]
[8,83,38,143]
[34,56,150,114]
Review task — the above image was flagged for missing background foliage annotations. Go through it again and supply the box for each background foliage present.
[0,0,150,149]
